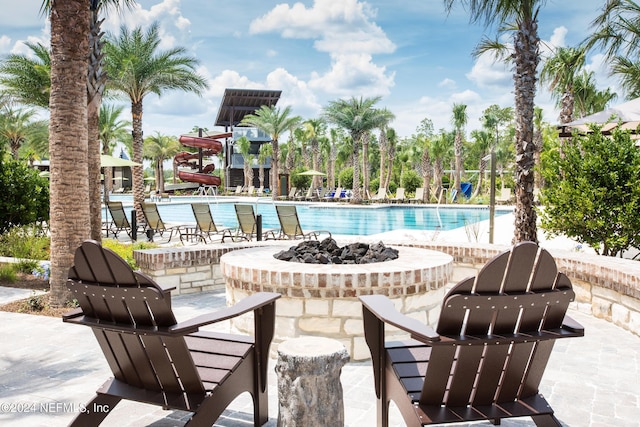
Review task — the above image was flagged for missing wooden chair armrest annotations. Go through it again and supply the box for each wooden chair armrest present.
[171,292,281,334]
[360,294,440,342]
[562,315,585,334]
[62,307,83,320]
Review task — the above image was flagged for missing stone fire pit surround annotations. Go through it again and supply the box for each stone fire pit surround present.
[220,244,453,360]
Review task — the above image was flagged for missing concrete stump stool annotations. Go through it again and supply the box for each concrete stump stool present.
[276,337,350,427]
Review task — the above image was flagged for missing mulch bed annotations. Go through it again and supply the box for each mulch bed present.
[0,273,68,317]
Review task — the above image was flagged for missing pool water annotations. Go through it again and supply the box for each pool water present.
[107,196,510,236]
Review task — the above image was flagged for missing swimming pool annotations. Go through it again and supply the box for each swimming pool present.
[106,196,510,236]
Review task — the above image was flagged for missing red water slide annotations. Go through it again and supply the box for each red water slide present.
[175,132,231,186]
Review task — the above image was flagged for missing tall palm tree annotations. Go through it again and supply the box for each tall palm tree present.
[431,130,454,201]
[99,104,130,202]
[451,103,468,201]
[104,22,208,221]
[0,42,51,109]
[363,108,394,198]
[327,127,343,189]
[572,71,617,117]
[585,0,640,100]
[302,118,325,191]
[540,46,586,124]
[143,132,180,194]
[0,104,47,159]
[235,135,254,189]
[323,96,391,203]
[240,105,301,200]
[469,129,492,198]
[257,143,272,189]
[42,0,137,242]
[445,0,545,243]
[48,0,91,307]
[383,128,398,190]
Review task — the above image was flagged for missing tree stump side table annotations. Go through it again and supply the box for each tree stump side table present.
[275,337,350,427]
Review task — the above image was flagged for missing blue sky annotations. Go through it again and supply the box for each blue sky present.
[0,0,618,140]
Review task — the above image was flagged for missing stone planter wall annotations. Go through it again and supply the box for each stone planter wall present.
[134,241,640,340]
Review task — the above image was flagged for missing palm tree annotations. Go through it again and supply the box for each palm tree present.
[431,130,454,201]
[383,128,398,190]
[445,0,544,243]
[0,42,51,109]
[240,105,301,200]
[48,0,91,307]
[323,96,391,203]
[235,136,254,189]
[42,0,137,242]
[302,118,325,191]
[257,143,272,189]
[104,22,208,221]
[99,104,130,202]
[540,46,586,124]
[585,0,640,99]
[572,71,617,117]
[0,104,47,159]
[143,132,180,194]
[327,127,343,189]
[451,103,468,201]
[469,129,492,198]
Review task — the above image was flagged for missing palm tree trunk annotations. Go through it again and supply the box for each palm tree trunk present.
[512,20,540,244]
[87,8,105,242]
[351,136,361,203]
[271,141,279,201]
[131,100,145,223]
[472,158,486,199]
[49,0,91,307]
[454,132,463,202]
[362,137,370,199]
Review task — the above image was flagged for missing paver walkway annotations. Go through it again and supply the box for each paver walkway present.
[1,287,639,427]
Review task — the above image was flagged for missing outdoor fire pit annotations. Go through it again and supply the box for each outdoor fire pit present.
[220,242,453,360]
[273,238,399,264]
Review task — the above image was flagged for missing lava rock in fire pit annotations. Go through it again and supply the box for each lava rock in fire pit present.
[274,238,399,264]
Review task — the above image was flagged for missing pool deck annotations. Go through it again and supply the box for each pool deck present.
[2,202,637,426]
[1,288,639,426]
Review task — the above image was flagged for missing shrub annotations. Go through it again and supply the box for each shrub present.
[338,167,353,189]
[0,157,49,232]
[290,166,311,189]
[0,264,17,283]
[102,239,159,269]
[400,170,421,194]
[0,225,50,260]
[540,126,640,256]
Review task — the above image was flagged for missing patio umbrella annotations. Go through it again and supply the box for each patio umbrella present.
[100,154,141,167]
[297,169,326,176]
[562,97,640,135]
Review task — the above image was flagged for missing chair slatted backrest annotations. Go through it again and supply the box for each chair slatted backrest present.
[107,201,130,229]
[141,202,166,231]
[395,188,405,200]
[192,203,218,233]
[414,187,424,201]
[234,204,257,235]
[67,241,205,396]
[422,242,575,408]
[275,205,303,238]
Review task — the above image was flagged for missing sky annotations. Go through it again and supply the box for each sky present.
[0,0,621,142]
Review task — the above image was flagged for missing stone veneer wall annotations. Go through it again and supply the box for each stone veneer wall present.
[134,241,640,340]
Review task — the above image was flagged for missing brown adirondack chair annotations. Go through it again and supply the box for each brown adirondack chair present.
[360,241,584,427]
[63,240,280,426]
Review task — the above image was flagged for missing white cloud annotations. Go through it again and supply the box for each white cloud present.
[250,0,395,55]
[438,78,456,89]
[0,35,11,54]
[308,53,395,96]
[102,0,191,49]
[466,53,512,90]
[266,68,321,117]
